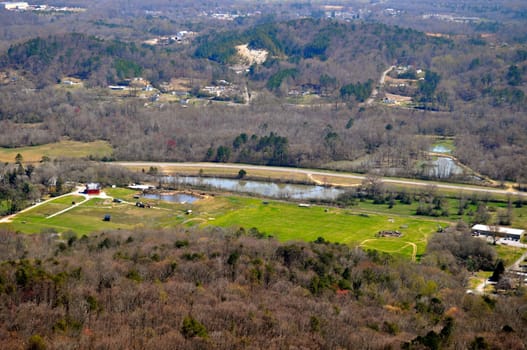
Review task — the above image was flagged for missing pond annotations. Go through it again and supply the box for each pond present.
[431,144,452,154]
[162,176,347,201]
[426,157,463,178]
[142,193,201,204]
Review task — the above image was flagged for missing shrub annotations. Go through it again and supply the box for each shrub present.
[181,315,208,339]
[27,334,46,350]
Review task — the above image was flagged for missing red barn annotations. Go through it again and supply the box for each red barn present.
[85,183,101,195]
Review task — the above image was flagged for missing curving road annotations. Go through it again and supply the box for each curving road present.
[366,65,395,105]
[114,162,527,198]
[471,246,527,295]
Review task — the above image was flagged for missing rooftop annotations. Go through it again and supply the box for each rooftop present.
[471,224,525,236]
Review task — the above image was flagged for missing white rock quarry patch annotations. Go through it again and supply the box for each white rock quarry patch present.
[235,44,268,65]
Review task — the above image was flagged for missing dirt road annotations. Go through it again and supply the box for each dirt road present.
[0,186,111,223]
[0,186,85,223]
[366,65,395,105]
[471,247,527,295]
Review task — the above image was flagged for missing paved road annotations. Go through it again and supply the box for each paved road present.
[509,249,527,271]
[114,161,527,198]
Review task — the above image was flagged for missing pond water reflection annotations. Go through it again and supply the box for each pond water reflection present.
[142,193,200,203]
[426,157,463,178]
[162,176,347,201]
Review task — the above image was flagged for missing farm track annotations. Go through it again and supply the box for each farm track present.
[0,186,88,223]
[360,239,417,261]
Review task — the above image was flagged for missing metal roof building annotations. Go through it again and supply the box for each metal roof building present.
[471,224,525,241]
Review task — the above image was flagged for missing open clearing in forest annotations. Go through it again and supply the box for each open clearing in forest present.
[0,140,113,163]
[0,188,442,259]
[4,189,181,235]
[203,197,438,259]
[4,184,526,261]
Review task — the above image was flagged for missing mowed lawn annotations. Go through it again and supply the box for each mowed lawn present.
[2,191,442,259]
[4,196,185,235]
[6,195,87,232]
[202,197,441,259]
[0,140,113,163]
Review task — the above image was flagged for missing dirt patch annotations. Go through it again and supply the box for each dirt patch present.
[384,76,416,86]
[169,78,192,90]
[161,78,205,92]
[385,93,412,103]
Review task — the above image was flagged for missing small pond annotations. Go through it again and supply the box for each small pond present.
[426,157,463,178]
[142,193,201,204]
[162,176,347,201]
[431,144,452,154]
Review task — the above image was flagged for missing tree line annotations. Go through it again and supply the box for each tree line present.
[0,157,143,216]
[207,132,290,166]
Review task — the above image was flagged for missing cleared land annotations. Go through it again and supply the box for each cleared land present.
[204,196,438,260]
[1,188,442,260]
[3,183,526,261]
[6,194,176,235]
[235,44,268,65]
[0,140,113,162]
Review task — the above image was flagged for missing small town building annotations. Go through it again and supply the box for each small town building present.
[108,85,127,90]
[471,224,525,241]
[128,184,155,191]
[1,2,29,10]
[85,183,101,195]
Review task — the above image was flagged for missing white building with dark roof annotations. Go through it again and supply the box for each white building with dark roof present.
[471,224,525,241]
[1,2,29,10]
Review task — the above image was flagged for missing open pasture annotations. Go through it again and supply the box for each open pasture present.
[0,140,113,163]
[2,190,451,259]
[195,197,440,259]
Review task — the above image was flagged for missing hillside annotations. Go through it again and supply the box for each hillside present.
[194,20,526,112]
[1,2,527,349]
[194,20,444,95]
[1,33,185,87]
[2,19,524,112]
[0,227,524,349]
[0,19,526,183]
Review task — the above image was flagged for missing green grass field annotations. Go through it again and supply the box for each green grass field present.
[0,140,113,163]
[195,197,440,260]
[3,187,526,261]
[7,196,184,235]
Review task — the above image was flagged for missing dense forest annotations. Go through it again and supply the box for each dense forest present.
[0,226,524,349]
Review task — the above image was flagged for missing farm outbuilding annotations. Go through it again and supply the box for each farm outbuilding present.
[471,224,525,241]
[1,2,29,10]
[84,183,101,195]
